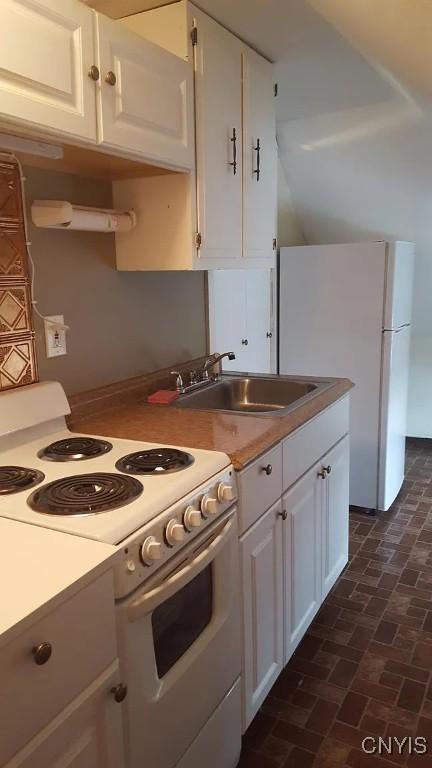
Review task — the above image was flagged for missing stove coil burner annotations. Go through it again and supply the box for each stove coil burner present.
[38,437,113,462]
[115,448,195,475]
[0,466,45,495]
[27,472,143,516]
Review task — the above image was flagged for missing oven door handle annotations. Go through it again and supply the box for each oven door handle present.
[127,512,236,622]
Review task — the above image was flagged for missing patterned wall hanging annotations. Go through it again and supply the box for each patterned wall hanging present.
[0,156,38,390]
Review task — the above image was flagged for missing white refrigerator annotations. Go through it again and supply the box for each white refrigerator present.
[278,241,415,512]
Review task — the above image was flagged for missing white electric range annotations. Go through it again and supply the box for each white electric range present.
[0,381,242,768]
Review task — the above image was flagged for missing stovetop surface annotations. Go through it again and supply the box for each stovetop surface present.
[0,426,230,544]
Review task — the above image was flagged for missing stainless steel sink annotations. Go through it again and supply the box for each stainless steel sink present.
[175,375,332,416]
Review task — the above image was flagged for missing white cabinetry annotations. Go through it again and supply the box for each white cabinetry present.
[0,1,193,169]
[0,0,97,141]
[283,465,321,661]
[322,435,350,597]
[115,0,277,270]
[6,664,125,768]
[1,571,125,768]
[194,8,242,262]
[208,270,275,373]
[95,13,193,168]
[240,500,284,729]
[239,398,350,729]
[242,48,277,262]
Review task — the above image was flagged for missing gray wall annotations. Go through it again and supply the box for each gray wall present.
[24,166,207,395]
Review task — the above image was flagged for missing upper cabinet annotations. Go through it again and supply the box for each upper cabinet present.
[95,14,193,169]
[115,0,277,270]
[0,0,194,170]
[242,49,277,262]
[0,0,97,141]
[193,8,242,262]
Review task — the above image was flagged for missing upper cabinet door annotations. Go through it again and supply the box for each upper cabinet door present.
[242,49,277,261]
[193,9,242,262]
[95,13,194,169]
[0,0,97,141]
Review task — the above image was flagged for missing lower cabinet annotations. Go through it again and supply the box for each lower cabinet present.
[283,464,322,662]
[240,430,350,730]
[5,663,125,768]
[240,499,284,729]
[322,435,350,598]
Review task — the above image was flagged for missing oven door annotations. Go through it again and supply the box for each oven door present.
[116,509,240,768]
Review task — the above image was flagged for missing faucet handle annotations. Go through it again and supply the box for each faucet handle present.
[170,371,184,392]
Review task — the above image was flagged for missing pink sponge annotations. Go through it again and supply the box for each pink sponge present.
[147,389,179,405]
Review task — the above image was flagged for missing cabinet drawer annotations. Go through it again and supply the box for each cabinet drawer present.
[238,444,282,535]
[283,396,349,491]
[0,571,117,765]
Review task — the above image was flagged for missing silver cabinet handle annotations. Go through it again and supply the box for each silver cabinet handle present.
[266,332,273,339]
[241,339,248,346]
[277,510,287,520]
[229,128,237,175]
[263,464,273,476]
[253,138,261,181]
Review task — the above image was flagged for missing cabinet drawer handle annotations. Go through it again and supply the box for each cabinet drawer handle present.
[324,465,332,474]
[253,137,261,181]
[277,510,287,520]
[88,65,100,82]
[317,469,327,479]
[263,464,273,476]
[105,70,117,86]
[229,128,237,175]
[241,338,249,346]
[111,683,128,703]
[32,642,52,666]
[266,332,273,339]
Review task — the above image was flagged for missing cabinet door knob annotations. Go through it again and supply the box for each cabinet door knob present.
[111,683,128,703]
[105,70,117,86]
[88,65,100,81]
[32,642,52,665]
[324,465,332,474]
[263,463,273,476]
[277,510,287,520]
[241,338,249,346]
[266,332,273,339]
[317,469,327,480]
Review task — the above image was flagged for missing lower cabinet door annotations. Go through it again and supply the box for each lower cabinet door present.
[6,663,125,768]
[283,464,322,663]
[322,435,350,598]
[240,500,284,730]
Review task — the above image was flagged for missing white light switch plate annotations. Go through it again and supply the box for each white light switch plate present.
[44,315,67,358]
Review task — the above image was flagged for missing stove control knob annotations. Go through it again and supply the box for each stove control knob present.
[217,482,235,503]
[201,494,218,518]
[184,506,202,531]
[140,536,162,566]
[165,519,186,546]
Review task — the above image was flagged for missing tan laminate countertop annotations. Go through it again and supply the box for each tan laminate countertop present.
[70,378,353,470]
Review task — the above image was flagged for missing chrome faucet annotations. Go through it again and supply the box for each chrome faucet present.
[202,351,236,381]
[171,352,236,396]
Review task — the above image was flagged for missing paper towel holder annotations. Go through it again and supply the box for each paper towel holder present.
[31,200,137,233]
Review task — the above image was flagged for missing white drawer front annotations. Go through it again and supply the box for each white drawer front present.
[238,444,282,535]
[282,397,349,491]
[0,571,117,765]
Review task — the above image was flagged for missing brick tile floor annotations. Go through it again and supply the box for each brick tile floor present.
[239,438,432,767]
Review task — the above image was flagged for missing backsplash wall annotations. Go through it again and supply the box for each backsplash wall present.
[24,166,207,396]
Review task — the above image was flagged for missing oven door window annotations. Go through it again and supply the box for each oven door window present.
[151,564,213,678]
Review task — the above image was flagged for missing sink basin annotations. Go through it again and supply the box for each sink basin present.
[175,375,332,416]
